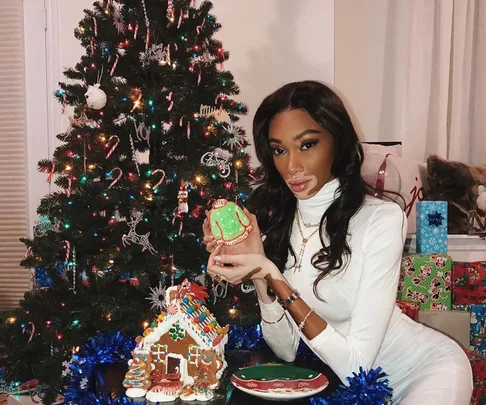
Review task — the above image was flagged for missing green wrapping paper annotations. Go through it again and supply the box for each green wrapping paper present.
[397,253,452,310]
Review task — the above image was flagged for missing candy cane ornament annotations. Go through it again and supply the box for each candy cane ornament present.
[64,240,71,262]
[166,92,174,111]
[65,177,72,197]
[151,169,166,190]
[108,167,123,189]
[110,54,120,76]
[93,17,98,36]
[46,162,55,183]
[105,135,120,158]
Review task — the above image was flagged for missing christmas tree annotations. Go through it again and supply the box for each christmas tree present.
[2,0,260,402]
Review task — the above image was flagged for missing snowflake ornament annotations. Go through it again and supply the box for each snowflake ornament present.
[223,123,247,150]
[146,282,167,312]
[61,361,71,377]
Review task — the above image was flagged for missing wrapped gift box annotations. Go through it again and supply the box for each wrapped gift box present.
[465,350,486,405]
[396,300,419,321]
[398,253,452,310]
[453,261,486,305]
[416,201,448,254]
[453,304,486,355]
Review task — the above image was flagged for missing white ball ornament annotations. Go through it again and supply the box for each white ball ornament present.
[85,84,107,110]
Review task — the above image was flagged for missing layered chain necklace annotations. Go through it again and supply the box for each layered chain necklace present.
[293,206,321,273]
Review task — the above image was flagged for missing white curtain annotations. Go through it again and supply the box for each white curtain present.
[401,0,486,164]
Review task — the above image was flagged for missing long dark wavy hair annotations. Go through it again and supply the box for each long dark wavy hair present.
[248,81,368,299]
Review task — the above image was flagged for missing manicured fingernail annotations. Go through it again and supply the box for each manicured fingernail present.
[214,256,221,262]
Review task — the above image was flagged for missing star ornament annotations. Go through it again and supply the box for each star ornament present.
[428,211,445,227]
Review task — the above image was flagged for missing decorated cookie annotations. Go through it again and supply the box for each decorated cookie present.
[209,199,253,246]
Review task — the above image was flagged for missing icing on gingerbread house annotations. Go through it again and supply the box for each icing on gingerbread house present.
[126,279,229,402]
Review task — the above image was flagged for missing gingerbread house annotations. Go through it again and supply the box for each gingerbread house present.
[125,279,229,402]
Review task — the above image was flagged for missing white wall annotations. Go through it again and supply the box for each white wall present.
[214,0,334,157]
[335,0,411,143]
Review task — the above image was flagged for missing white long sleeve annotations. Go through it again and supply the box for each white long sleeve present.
[305,203,407,381]
[259,298,300,362]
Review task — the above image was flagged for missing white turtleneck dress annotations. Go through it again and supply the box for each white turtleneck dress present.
[260,179,473,404]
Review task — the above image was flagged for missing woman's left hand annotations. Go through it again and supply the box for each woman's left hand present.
[207,247,277,285]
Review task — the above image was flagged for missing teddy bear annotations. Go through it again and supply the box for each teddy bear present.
[476,185,486,216]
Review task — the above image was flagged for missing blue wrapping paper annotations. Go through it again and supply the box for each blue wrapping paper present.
[416,201,448,254]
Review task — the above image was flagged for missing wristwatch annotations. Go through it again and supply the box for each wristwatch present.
[278,290,300,310]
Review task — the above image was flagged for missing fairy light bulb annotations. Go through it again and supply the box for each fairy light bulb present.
[228,308,237,315]
[99,135,106,142]
[143,321,149,329]
[57,333,63,341]
[65,164,72,171]
[6,317,16,324]
[235,160,243,169]
[88,164,95,170]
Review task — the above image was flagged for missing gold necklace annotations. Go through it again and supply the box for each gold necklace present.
[294,212,320,273]
[297,206,320,228]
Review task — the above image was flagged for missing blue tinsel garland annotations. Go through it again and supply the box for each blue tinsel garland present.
[310,367,393,405]
[226,323,265,350]
[62,332,135,405]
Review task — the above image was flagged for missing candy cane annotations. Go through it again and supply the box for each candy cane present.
[64,240,71,262]
[179,116,184,126]
[166,92,174,111]
[177,10,183,28]
[27,322,35,343]
[65,177,72,197]
[105,0,111,13]
[61,94,67,114]
[166,44,171,65]
[105,135,120,158]
[187,122,191,139]
[108,167,123,189]
[90,37,95,56]
[151,169,166,190]
[46,162,55,183]
[134,22,139,39]
[145,27,150,51]
[110,54,120,76]
[196,18,206,35]
[93,17,98,36]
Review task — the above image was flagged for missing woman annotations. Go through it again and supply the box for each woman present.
[203,81,473,404]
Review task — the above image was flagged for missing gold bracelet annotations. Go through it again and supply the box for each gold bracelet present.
[260,311,285,325]
[298,308,315,332]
